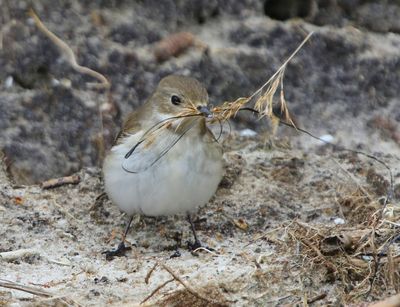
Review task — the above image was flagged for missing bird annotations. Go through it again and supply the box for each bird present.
[102,75,223,259]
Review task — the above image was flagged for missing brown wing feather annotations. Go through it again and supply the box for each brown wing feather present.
[113,102,151,145]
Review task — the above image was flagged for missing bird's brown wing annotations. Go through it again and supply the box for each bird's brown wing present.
[113,104,148,146]
[122,117,199,173]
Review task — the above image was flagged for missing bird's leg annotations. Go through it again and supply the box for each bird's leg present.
[169,231,182,258]
[186,213,203,251]
[103,215,134,260]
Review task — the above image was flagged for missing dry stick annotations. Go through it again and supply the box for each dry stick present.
[140,278,174,304]
[289,292,327,306]
[157,262,223,305]
[28,9,109,90]
[145,263,158,284]
[0,279,82,306]
[29,9,111,158]
[0,279,52,297]
[0,248,39,262]
[307,292,327,304]
[41,175,80,189]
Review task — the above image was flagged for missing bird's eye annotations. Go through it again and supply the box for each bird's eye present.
[171,95,181,105]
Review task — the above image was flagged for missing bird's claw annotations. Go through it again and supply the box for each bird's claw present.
[103,242,131,261]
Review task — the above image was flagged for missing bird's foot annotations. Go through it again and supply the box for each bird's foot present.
[103,242,131,261]
[169,249,181,258]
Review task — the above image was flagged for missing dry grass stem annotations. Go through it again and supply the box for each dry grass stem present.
[157,261,226,305]
[41,175,80,189]
[140,278,174,304]
[29,9,109,90]
[0,248,39,262]
[145,263,158,284]
[211,32,313,126]
[0,279,82,306]
[0,279,52,297]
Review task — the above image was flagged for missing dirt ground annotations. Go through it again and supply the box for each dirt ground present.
[1,1,400,306]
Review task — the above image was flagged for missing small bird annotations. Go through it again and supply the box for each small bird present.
[103,75,223,259]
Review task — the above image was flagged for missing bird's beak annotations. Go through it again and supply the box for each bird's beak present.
[197,105,213,118]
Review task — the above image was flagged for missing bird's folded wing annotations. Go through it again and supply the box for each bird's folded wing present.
[121,119,197,173]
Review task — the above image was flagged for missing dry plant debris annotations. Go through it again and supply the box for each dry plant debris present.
[41,175,81,189]
[141,262,230,306]
[210,32,313,126]
[280,182,399,303]
[28,9,110,90]
[0,279,82,306]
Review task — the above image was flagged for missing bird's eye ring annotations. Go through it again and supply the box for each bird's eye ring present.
[171,95,181,105]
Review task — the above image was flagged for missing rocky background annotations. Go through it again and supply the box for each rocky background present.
[1,0,400,184]
[1,1,400,306]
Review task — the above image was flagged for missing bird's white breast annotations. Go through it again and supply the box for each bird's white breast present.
[103,129,223,216]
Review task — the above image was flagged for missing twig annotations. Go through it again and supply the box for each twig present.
[41,175,80,189]
[145,263,158,284]
[140,278,174,304]
[29,9,110,90]
[0,279,52,297]
[264,294,293,303]
[307,292,327,304]
[288,292,327,306]
[0,248,39,262]
[0,279,82,306]
[157,261,223,305]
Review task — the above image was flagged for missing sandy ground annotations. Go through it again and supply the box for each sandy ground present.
[1,129,399,306]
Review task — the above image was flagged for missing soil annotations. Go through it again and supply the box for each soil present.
[1,1,399,306]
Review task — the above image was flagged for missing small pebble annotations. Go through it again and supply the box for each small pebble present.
[333,217,345,225]
[239,129,257,137]
[51,78,60,86]
[319,134,334,143]
[362,255,373,261]
[5,76,14,88]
